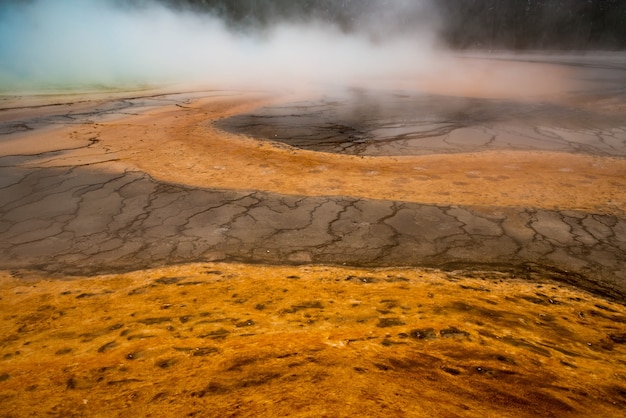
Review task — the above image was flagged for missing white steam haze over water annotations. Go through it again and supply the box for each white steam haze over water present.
[0,0,445,91]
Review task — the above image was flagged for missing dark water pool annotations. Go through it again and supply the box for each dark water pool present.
[217,56,626,157]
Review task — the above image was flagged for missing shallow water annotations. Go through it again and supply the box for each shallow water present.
[217,55,626,157]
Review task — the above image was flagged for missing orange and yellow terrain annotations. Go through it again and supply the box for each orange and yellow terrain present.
[1,263,626,417]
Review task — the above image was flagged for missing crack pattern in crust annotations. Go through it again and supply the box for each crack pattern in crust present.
[1,163,624,300]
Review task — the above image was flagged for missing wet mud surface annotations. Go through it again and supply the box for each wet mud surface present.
[217,90,626,156]
[1,54,626,416]
[1,164,625,300]
[218,52,626,158]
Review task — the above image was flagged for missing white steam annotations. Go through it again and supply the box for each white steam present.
[0,0,579,99]
[0,0,441,91]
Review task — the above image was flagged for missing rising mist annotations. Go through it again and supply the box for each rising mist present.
[0,0,444,91]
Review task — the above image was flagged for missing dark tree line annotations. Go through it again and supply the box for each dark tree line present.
[438,0,626,50]
[147,0,625,49]
[154,0,427,33]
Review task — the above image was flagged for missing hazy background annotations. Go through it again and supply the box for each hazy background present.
[0,0,624,91]
[159,0,626,50]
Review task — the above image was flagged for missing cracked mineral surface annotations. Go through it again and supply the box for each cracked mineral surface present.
[1,55,625,416]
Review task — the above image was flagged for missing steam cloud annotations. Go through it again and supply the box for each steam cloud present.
[0,0,443,91]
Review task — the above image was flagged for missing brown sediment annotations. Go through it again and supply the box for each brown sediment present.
[1,88,625,290]
[1,263,625,417]
[78,91,626,215]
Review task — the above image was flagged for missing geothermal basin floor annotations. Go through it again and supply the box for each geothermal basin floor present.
[1,56,626,416]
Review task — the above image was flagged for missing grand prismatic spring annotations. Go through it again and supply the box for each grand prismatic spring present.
[1,1,626,417]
